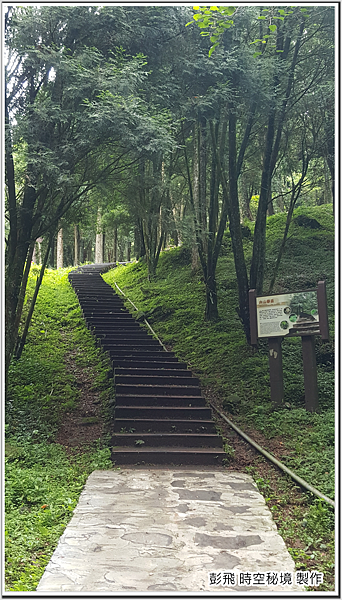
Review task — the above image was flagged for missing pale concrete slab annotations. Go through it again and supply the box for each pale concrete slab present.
[37,469,304,593]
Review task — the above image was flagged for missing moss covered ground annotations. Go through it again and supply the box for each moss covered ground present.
[5,268,114,591]
[103,204,335,590]
[5,204,335,591]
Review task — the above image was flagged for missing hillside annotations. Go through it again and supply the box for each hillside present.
[103,204,335,588]
[5,205,335,591]
[103,205,334,452]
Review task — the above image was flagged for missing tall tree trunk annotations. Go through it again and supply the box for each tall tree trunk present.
[240,174,254,220]
[227,110,250,339]
[57,228,63,268]
[249,107,275,293]
[134,219,145,260]
[205,266,219,321]
[250,20,304,293]
[269,160,310,294]
[95,209,104,263]
[267,187,275,216]
[37,238,42,264]
[127,241,131,261]
[118,236,124,262]
[113,225,118,263]
[95,231,104,263]
[140,153,165,280]
[210,115,250,339]
[205,120,225,321]
[191,121,200,271]
[5,185,37,382]
[13,240,35,336]
[15,229,54,359]
[199,117,207,252]
[74,224,80,265]
[49,235,55,267]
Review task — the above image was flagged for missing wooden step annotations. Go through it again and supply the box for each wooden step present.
[114,406,212,419]
[114,418,217,433]
[115,374,199,386]
[115,368,192,377]
[115,394,206,407]
[111,433,223,447]
[112,359,187,369]
[69,265,225,465]
[115,384,202,396]
[111,446,226,465]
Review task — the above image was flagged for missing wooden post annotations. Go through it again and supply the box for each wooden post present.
[301,335,319,412]
[268,337,284,407]
[317,280,329,341]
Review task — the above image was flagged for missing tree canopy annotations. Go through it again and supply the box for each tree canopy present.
[5,4,334,376]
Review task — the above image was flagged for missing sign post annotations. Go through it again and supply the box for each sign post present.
[301,335,319,412]
[249,282,329,412]
[268,337,284,407]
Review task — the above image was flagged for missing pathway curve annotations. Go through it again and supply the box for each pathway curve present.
[37,469,303,593]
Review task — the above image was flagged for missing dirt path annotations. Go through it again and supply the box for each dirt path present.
[55,343,107,449]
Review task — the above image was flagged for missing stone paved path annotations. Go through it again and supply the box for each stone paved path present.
[37,468,304,593]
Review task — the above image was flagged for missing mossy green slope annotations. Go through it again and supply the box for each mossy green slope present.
[103,205,335,500]
[5,267,113,591]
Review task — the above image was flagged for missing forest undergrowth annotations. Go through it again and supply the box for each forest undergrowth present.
[5,205,335,592]
[5,268,114,591]
[103,204,335,591]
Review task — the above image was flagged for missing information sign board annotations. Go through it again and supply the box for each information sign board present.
[256,290,319,338]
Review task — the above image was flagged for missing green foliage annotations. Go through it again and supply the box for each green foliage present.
[249,468,334,586]
[103,205,334,504]
[264,205,334,337]
[5,266,114,591]
[189,5,297,57]
[5,442,112,591]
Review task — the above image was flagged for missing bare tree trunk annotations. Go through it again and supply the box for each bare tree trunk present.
[95,209,104,263]
[227,109,250,339]
[95,232,103,263]
[74,224,80,265]
[199,117,207,252]
[57,228,63,269]
[13,240,35,335]
[134,220,145,260]
[113,225,118,263]
[37,237,42,264]
[250,20,304,293]
[269,159,310,294]
[191,122,200,271]
[127,241,131,261]
[15,229,54,359]
[118,238,124,262]
[267,187,275,216]
[49,235,55,267]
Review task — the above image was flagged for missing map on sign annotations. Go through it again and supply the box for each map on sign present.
[256,290,319,338]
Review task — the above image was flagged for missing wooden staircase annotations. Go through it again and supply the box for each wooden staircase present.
[69,264,226,466]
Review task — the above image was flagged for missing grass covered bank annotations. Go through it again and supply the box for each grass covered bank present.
[103,204,335,590]
[5,267,114,591]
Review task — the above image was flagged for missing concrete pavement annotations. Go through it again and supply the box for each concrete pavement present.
[37,468,305,593]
